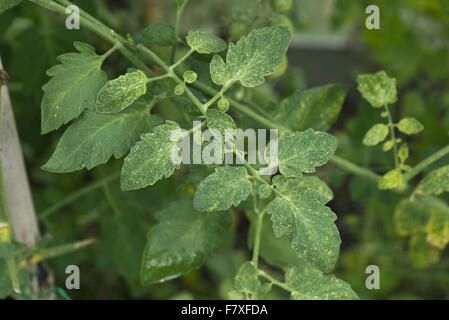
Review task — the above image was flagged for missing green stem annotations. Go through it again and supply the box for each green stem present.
[170,4,186,64]
[38,172,120,220]
[330,155,381,183]
[169,49,194,71]
[102,184,121,217]
[404,144,449,182]
[384,104,399,168]
[257,269,290,292]
[251,210,265,268]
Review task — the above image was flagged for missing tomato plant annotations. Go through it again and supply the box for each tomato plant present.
[1,0,449,300]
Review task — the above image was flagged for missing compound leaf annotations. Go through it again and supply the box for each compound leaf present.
[186,31,227,54]
[41,42,107,134]
[121,121,182,191]
[397,117,424,135]
[416,165,449,195]
[42,102,161,173]
[141,199,231,284]
[95,70,148,113]
[357,71,397,107]
[210,26,291,87]
[267,185,341,273]
[194,166,252,211]
[273,85,348,132]
[285,264,359,300]
[363,123,389,146]
[274,129,338,177]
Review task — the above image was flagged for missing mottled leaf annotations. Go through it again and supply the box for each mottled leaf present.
[357,71,397,107]
[285,264,359,300]
[41,42,107,134]
[135,22,176,47]
[416,165,449,196]
[426,210,449,250]
[210,26,291,87]
[272,85,348,132]
[394,199,429,236]
[193,166,252,211]
[234,262,260,296]
[141,199,231,284]
[267,184,341,272]
[206,109,236,142]
[363,123,389,146]
[397,117,424,135]
[186,31,227,54]
[273,129,338,177]
[121,121,181,191]
[95,70,149,113]
[42,102,161,173]
[378,168,405,190]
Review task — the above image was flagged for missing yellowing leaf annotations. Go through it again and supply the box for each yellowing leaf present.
[426,210,449,250]
[415,165,449,196]
[357,71,397,107]
[363,123,389,146]
[394,199,429,236]
[234,262,260,297]
[397,117,424,135]
[378,168,405,190]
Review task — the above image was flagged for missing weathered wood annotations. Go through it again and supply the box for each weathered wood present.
[0,57,40,248]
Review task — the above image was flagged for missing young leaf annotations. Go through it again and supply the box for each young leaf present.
[258,184,272,199]
[363,124,389,146]
[193,166,252,211]
[234,262,260,297]
[0,0,22,15]
[41,42,107,134]
[285,264,359,300]
[272,85,348,132]
[415,165,449,195]
[42,103,161,173]
[186,31,227,54]
[95,70,149,114]
[357,71,397,107]
[267,185,341,273]
[378,168,405,190]
[398,143,409,163]
[210,26,291,87]
[397,117,424,135]
[394,199,429,237]
[426,210,449,250]
[273,129,338,177]
[141,199,231,284]
[135,22,177,47]
[121,121,182,191]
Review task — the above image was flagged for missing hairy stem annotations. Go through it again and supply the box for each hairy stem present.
[384,104,399,168]
[404,144,449,182]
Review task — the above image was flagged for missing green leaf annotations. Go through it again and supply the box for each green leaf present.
[193,166,252,211]
[267,184,341,272]
[363,124,389,146]
[272,85,348,132]
[41,42,107,134]
[135,22,177,47]
[42,102,161,173]
[357,71,397,107]
[398,143,409,163]
[285,264,359,300]
[378,168,405,190]
[186,31,227,54]
[234,262,260,296]
[394,199,429,236]
[0,0,22,15]
[95,70,149,114]
[141,199,231,284]
[416,165,449,195]
[408,232,439,269]
[121,121,182,191]
[274,129,338,177]
[210,26,291,87]
[397,117,424,135]
[258,184,272,199]
[426,210,449,250]
[277,176,334,203]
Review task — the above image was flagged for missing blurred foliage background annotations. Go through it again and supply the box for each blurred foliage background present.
[1,0,449,299]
